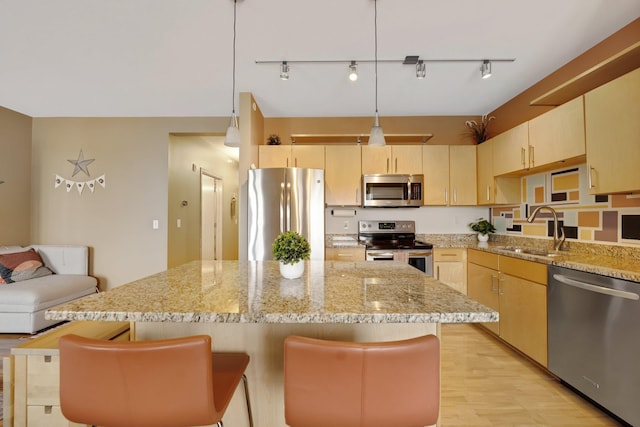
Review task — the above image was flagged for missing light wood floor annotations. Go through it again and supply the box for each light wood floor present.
[0,326,623,427]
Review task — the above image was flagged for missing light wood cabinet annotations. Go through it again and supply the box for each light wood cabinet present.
[259,145,325,169]
[10,321,130,427]
[422,145,476,206]
[449,145,477,205]
[434,248,467,294]
[585,67,640,194]
[361,145,422,174]
[491,122,529,176]
[422,145,450,205]
[528,96,586,169]
[467,250,500,335]
[325,246,365,261]
[477,141,521,206]
[467,249,548,367]
[325,145,362,206]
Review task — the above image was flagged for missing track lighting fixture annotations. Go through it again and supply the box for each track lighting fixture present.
[280,61,290,80]
[416,60,426,79]
[481,60,492,79]
[348,61,358,81]
[368,0,386,147]
[224,0,240,148]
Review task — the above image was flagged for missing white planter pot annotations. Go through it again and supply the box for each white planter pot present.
[477,233,489,242]
[279,261,304,279]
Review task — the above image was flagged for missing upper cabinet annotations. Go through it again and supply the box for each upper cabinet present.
[528,96,585,168]
[423,145,477,206]
[361,145,423,175]
[259,145,325,169]
[325,145,362,206]
[585,67,640,194]
[491,122,529,176]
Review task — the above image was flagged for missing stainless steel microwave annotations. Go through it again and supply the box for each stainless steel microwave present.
[362,174,424,207]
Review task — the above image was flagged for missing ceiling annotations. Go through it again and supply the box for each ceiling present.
[0,0,638,118]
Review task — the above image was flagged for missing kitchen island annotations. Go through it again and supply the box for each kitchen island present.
[47,260,497,426]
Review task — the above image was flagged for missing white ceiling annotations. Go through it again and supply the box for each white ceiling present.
[0,0,638,118]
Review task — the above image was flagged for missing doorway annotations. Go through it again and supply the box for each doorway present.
[201,170,223,260]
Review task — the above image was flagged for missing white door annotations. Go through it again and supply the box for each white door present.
[201,171,223,260]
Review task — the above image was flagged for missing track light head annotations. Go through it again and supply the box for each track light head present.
[348,61,358,81]
[416,60,426,79]
[280,61,290,80]
[481,60,492,79]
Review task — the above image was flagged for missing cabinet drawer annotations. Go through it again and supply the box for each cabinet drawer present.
[434,248,465,262]
[27,405,84,427]
[325,247,365,261]
[499,256,547,285]
[467,249,499,270]
[27,354,59,405]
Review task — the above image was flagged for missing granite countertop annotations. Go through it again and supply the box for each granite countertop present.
[46,260,498,324]
[468,242,640,283]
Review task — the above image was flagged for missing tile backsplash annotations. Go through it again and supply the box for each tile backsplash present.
[491,163,640,247]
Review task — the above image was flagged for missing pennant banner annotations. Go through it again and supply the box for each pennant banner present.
[55,175,106,194]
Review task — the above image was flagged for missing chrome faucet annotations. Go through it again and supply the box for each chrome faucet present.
[527,205,565,251]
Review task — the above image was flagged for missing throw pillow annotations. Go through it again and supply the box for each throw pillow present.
[0,248,53,284]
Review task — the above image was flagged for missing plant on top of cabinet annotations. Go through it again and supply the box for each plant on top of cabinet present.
[267,134,281,145]
[465,115,495,144]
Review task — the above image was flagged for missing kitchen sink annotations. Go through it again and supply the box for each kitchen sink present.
[495,246,561,257]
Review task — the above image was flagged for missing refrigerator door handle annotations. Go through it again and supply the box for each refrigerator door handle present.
[286,182,292,232]
[280,182,286,233]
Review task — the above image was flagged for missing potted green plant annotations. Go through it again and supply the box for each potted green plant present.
[272,231,311,279]
[468,218,496,242]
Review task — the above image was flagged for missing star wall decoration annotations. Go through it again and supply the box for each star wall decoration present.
[67,149,95,177]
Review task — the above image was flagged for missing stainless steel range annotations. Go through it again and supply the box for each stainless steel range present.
[359,220,433,276]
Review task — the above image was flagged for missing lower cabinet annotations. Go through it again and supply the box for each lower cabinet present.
[10,321,130,427]
[467,249,548,367]
[433,248,467,294]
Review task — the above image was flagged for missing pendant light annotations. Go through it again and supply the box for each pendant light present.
[368,0,386,147]
[224,0,240,147]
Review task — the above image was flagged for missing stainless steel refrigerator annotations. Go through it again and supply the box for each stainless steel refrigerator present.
[248,168,325,261]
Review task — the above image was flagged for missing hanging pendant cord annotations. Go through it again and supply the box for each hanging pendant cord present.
[374,0,379,115]
[231,0,237,115]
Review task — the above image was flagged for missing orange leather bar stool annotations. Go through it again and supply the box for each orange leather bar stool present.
[284,334,440,427]
[59,334,254,427]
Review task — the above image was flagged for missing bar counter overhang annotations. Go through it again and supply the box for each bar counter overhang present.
[47,260,498,426]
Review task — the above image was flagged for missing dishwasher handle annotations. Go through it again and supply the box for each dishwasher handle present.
[552,274,640,301]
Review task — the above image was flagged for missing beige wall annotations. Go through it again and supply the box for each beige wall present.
[31,117,227,290]
[168,134,239,268]
[0,106,32,245]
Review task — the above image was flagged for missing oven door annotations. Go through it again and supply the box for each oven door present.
[406,250,434,276]
[365,250,395,261]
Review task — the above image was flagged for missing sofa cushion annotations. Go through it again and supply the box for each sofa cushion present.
[0,274,97,312]
[0,249,53,284]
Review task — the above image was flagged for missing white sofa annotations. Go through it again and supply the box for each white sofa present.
[0,245,98,333]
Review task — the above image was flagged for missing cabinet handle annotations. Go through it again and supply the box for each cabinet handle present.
[337,253,354,257]
[529,145,534,168]
[498,277,504,296]
[486,184,491,201]
[588,164,595,189]
[521,147,526,168]
[453,187,457,204]
[386,158,390,173]
[294,158,298,167]
[436,266,440,280]
[286,158,289,167]
[441,253,457,257]
[395,158,398,173]
[490,274,497,292]
[445,188,449,203]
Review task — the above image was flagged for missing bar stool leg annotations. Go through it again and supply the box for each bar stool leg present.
[242,374,255,427]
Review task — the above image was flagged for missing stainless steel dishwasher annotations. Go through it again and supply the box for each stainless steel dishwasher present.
[548,265,640,426]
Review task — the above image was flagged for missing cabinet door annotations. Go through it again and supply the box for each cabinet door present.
[476,141,494,205]
[467,262,500,335]
[325,145,362,206]
[529,96,586,169]
[585,67,640,194]
[391,146,423,174]
[291,145,325,169]
[491,122,529,176]
[434,248,467,294]
[259,145,291,168]
[422,145,450,205]
[361,146,391,174]
[449,145,477,205]
[499,274,548,367]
